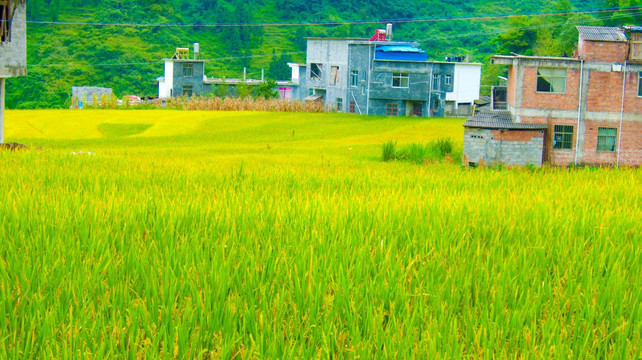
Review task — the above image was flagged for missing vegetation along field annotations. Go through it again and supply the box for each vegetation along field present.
[1,110,640,358]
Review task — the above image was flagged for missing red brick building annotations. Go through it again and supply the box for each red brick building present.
[464,26,642,167]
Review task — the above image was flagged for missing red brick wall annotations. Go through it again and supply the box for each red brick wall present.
[490,129,543,142]
[521,67,580,111]
[587,71,625,112]
[587,71,642,113]
[577,40,629,63]
[624,71,642,114]
[520,116,642,166]
[520,116,578,165]
[583,120,642,166]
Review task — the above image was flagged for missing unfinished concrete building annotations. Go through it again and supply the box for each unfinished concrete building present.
[286,26,482,117]
[0,0,26,143]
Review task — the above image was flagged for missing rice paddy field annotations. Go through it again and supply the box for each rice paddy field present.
[1,109,640,359]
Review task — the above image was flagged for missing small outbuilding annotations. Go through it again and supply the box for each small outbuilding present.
[463,110,547,167]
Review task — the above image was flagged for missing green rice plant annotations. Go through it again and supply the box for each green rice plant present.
[0,110,640,359]
[433,137,454,157]
[381,140,397,162]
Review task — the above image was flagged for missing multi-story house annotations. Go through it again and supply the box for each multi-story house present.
[464,25,642,167]
[286,27,482,117]
[1,0,26,143]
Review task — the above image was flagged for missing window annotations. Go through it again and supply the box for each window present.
[386,103,399,116]
[330,66,340,85]
[553,125,573,150]
[310,63,322,80]
[182,85,193,97]
[349,101,356,113]
[433,74,440,88]
[392,73,409,88]
[445,74,452,86]
[638,72,642,97]
[597,127,617,152]
[183,63,194,77]
[309,89,314,96]
[1,1,13,42]
[336,98,343,112]
[279,87,292,100]
[350,70,359,87]
[537,68,566,93]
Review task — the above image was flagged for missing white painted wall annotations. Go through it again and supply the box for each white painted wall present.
[446,64,481,105]
[288,63,300,84]
[158,61,174,98]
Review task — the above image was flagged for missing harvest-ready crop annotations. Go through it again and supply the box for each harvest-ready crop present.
[1,110,640,358]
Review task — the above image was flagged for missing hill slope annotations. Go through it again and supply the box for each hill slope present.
[5,0,641,108]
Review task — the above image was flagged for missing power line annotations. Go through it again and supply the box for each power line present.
[19,6,642,28]
[21,7,642,69]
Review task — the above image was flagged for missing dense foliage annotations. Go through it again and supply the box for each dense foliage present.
[6,0,642,108]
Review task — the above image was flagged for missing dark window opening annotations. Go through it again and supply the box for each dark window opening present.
[553,125,573,150]
[310,63,322,80]
[432,73,440,88]
[350,70,359,87]
[336,98,343,112]
[537,68,566,93]
[183,63,194,77]
[183,85,193,97]
[1,1,13,43]
[638,72,642,97]
[412,102,423,116]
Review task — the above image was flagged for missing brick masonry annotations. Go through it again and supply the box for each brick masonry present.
[578,39,629,63]
[494,30,642,167]
[521,67,580,111]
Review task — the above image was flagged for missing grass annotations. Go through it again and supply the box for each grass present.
[1,110,640,358]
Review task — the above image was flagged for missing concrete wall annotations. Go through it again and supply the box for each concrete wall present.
[172,61,205,97]
[306,39,350,108]
[463,127,545,166]
[446,64,481,105]
[72,87,113,106]
[346,44,371,114]
[159,61,174,98]
[0,2,26,78]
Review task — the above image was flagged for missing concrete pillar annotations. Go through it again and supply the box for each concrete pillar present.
[0,78,4,144]
[575,69,590,164]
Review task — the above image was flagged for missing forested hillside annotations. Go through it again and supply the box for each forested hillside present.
[6,0,642,108]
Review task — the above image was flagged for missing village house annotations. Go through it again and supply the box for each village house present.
[286,25,482,117]
[0,0,26,143]
[463,25,642,167]
[157,44,296,99]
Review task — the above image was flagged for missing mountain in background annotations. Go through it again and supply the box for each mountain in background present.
[6,0,641,108]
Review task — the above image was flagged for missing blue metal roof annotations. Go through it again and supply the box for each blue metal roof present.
[376,45,426,53]
[375,44,428,61]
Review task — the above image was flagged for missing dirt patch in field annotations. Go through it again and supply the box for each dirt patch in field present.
[0,143,29,151]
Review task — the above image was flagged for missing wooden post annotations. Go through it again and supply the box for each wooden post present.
[0,78,4,144]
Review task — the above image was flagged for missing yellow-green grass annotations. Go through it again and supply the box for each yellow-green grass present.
[1,110,640,358]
